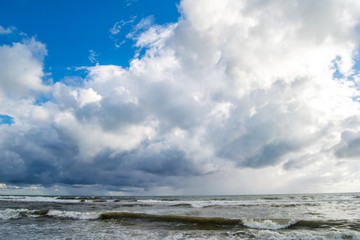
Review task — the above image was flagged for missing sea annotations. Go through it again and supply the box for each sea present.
[0,193,359,239]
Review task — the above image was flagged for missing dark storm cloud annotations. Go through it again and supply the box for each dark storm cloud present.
[0,127,77,184]
[0,126,199,188]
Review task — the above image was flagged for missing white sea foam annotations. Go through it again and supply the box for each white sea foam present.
[135,198,330,209]
[142,199,222,208]
[0,196,80,203]
[254,229,360,240]
[0,208,101,220]
[0,208,30,220]
[47,210,100,220]
[136,199,256,208]
[243,219,297,230]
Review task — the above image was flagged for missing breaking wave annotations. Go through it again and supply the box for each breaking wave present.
[47,210,100,220]
[242,218,297,230]
[0,196,81,203]
[2,208,359,232]
[0,209,48,220]
[253,229,360,240]
[1,195,351,210]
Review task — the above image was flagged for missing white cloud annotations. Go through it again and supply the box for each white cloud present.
[134,23,177,50]
[0,25,16,35]
[54,111,155,159]
[126,16,154,40]
[109,17,137,48]
[88,49,98,64]
[110,22,123,35]
[0,38,48,97]
[124,0,138,7]
[1,0,360,194]
[110,18,136,36]
[78,88,102,107]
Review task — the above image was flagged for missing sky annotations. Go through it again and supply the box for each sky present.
[1,0,360,196]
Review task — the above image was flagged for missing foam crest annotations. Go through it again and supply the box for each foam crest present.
[0,208,47,220]
[47,210,100,220]
[135,198,324,208]
[136,199,246,208]
[0,209,28,220]
[254,229,360,240]
[242,218,297,230]
[0,196,80,203]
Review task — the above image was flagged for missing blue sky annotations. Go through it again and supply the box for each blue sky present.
[0,0,180,82]
[0,115,14,125]
[1,0,360,196]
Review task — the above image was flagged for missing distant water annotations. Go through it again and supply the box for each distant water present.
[1,193,360,239]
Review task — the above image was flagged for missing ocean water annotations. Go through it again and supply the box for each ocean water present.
[0,193,359,239]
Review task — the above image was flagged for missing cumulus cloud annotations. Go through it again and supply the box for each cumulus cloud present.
[1,0,360,194]
[0,37,48,97]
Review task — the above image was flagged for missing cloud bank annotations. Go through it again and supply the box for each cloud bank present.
[1,0,360,195]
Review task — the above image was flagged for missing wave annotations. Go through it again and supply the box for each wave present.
[0,196,131,204]
[0,196,81,203]
[243,218,297,230]
[99,212,241,226]
[253,229,360,240]
[170,203,193,208]
[0,208,100,220]
[99,213,300,230]
[135,199,268,208]
[261,197,282,200]
[2,208,359,231]
[0,209,48,220]
[2,195,357,210]
[47,210,100,220]
[136,199,329,209]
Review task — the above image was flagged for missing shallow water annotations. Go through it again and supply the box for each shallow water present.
[1,193,359,239]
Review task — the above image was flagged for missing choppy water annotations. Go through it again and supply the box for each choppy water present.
[0,193,359,239]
